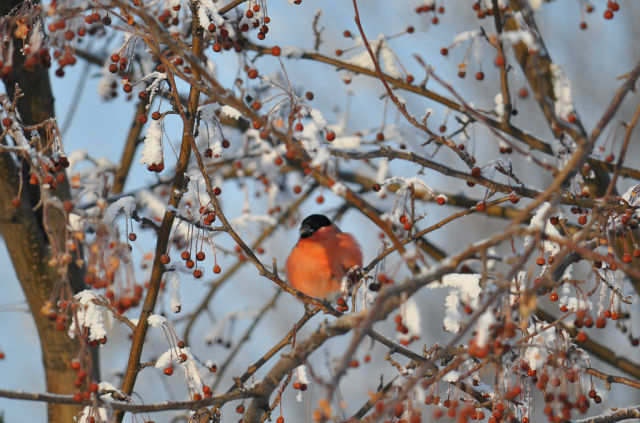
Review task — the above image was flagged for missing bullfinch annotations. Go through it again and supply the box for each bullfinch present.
[286,214,363,298]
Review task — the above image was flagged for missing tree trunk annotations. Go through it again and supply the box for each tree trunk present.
[0,2,93,422]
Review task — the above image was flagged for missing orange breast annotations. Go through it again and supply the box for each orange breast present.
[286,238,338,298]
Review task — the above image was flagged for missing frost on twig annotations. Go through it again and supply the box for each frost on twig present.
[429,273,482,333]
[68,290,113,342]
[140,119,164,172]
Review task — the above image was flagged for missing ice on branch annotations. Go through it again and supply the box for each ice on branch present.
[550,64,574,121]
[156,347,204,393]
[296,365,309,383]
[220,105,242,120]
[494,93,504,118]
[501,30,538,52]
[97,382,125,400]
[140,119,164,171]
[310,145,331,168]
[345,37,401,78]
[482,0,505,8]
[137,189,165,221]
[526,202,562,256]
[280,46,305,58]
[399,298,421,341]
[622,184,640,207]
[440,274,482,301]
[529,0,542,11]
[139,71,167,105]
[452,30,480,46]
[443,290,462,333]
[331,182,348,197]
[295,365,309,402]
[377,158,389,183]
[431,273,482,333]
[68,290,112,342]
[475,310,495,348]
[148,314,167,328]
[380,43,402,79]
[605,184,640,231]
[25,21,44,52]
[309,108,327,128]
[0,103,30,147]
[68,212,86,232]
[523,321,568,371]
[168,272,181,313]
[67,149,88,170]
[331,135,361,150]
[103,196,136,224]
[381,176,434,199]
[155,346,180,368]
[559,283,592,315]
[97,63,118,101]
[78,406,107,423]
[443,370,460,383]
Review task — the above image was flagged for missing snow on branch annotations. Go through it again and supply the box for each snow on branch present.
[140,119,164,171]
[69,291,113,342]
[573,404,640,423]
[550,64,574,121]
[103,196,136,225]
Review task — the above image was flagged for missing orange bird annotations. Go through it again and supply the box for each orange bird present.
[286,214,363,298]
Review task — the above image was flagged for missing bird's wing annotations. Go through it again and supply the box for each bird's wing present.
[335,232,363,271]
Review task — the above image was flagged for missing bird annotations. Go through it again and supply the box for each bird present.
[286,214,363,299]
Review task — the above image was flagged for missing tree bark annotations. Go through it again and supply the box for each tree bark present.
[0,2,91,422]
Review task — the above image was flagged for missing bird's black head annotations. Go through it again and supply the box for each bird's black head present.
[300,214,332,238]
